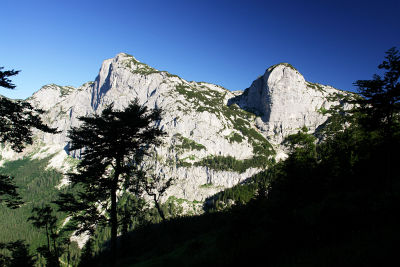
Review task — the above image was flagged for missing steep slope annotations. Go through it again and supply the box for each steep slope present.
[2,54,349,205]
[230,63,348,143]
[21,53,274,203]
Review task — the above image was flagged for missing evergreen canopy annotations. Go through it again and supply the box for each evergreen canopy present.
[55,99,165,264]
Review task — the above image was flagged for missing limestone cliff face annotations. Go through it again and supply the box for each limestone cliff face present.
[3,54,349,203]
[231,63,348,143]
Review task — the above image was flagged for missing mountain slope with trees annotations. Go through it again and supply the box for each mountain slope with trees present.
[1,47,397,266]
[85,47,400,267]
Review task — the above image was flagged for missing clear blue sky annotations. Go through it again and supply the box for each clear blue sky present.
[1,0,399,99]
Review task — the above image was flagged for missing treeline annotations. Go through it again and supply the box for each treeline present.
[1,47,399,266]
[85,47,400,266]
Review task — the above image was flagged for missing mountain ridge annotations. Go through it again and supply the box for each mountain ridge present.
[2,53,350,204]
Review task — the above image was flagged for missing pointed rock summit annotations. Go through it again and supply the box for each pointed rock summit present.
[232,63,347,143]
[2,53,351,203]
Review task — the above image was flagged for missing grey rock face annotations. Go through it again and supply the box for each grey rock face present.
[231,63,349,143]
[6,55,349,203]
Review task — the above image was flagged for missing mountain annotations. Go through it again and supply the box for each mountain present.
[1,53,349,206]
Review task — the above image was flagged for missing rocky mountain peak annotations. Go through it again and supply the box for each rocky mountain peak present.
[232,63,349,143]
[265,63,306,88]
[2,54,352,204]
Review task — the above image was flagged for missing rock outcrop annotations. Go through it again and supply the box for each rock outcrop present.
[3,54,350,203]
[230,63,347,143]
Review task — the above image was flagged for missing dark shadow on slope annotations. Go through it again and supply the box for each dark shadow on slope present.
[90,65,113,111]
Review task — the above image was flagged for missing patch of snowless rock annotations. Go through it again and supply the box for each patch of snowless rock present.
[233,64,348,143]
[14,53,349,203]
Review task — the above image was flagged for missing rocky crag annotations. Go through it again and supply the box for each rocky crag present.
[1,53,349,206]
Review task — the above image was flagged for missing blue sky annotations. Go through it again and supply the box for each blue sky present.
[1,0,399,99]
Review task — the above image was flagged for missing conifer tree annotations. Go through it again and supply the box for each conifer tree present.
[28,205,61,267]
[0,67,57,208]
[353,47,400,181]
[55,99,165,265]
[8,240,36,267]
[353,47,400,137]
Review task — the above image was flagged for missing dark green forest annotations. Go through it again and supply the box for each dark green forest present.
[1,47,399,266]
[0,156,64,247]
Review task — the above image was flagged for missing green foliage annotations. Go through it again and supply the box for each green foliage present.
[176,160,192,168]
[0,240,36,267]
[193,115,274,173]
[267,62,298,72]
[227,132,243,143]
[122,55,160,76]
[56,85,75,97]
[174,82,275,172]
[199,183,214,188]
[0,174,22,209]
[284,126,316,158]
[175,84,250,122]
[56,99,165,265]
[0,97,58,152]
[78,237,95,267]
[353,47,400,137]
[175,83,227,112]
[206,170,271,211]
[37,47,400,267]
[194,155,272,173]
[232,117,274,156]
[91,51,400,264]
[0,157,64,249]
[175,135,205,151]
[317,106,328,115]
[306,81,325,92]
[174,83,274,172]
[28,205,65,267]
[0,67,20,89]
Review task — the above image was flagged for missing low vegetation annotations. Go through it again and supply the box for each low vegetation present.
[306,81,325,92]
[175,84,275,172]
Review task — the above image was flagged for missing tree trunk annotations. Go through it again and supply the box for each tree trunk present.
[110,168,120,266]
[52,235,60,267]
[67,243,70,267]
[45,224,50,253]
[153,194,166,222]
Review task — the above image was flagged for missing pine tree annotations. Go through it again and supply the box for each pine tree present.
[353,47,400,137]
[0,67,19,89]
[78,237,95,267]
[0,67,57,208]
[55,99,165,265]
[28,205,61,267]
[8,240,36,267]
[353,47,400,182]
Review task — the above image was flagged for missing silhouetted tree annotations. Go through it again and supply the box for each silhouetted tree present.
[0,174,22,209]
[55,99,165,265]
[353,47,400,137]
[28,205,61,267]
[0,240,35,267]
[353,47,400,181]
[8,240,36,267]
[78,237,96,267]
[118,195,147,237]
[0,67,58,152]
[137,170,175,222]
[0,67,19,89]
[0,67,57,208]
